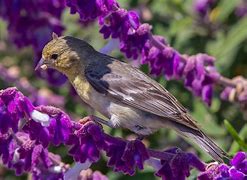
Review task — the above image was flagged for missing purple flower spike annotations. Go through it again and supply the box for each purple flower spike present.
[5,132,52,176]
[104,136,130,174]
[122,140,149,170]
[23,106,72,147]
[183,54,219,105]
[67,118,105,163]
[156,148,205,180]
[0,87,35,133]
[66,0,119,21]
[105,137,149,175]
[193,0,215,16]
[32,153,64,180]
[231,152,247,175]
[199,152,247,180]
[100,9,151,60]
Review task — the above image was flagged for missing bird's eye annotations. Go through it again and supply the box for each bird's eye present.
[51,54,58,60]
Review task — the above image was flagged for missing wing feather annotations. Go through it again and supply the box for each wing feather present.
[85,58,198,130]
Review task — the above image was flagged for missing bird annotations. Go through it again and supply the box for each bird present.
[36,33,228,162]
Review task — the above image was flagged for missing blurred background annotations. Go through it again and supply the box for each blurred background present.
[0,0,247,179]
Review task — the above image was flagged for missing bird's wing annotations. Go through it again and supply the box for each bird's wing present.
[85,58,198,130]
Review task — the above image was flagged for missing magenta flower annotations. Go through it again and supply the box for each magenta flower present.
[66,0,119,21]
[67,119,106,163]
[32,153,65,180]
[100,9,150,59]
[0,87,34,133]
[193,0,215,16]
[198,152,247,179]
[155,148,205,180]
[104,136,149,175]
[23,106,72,147]
[1,132,53,176]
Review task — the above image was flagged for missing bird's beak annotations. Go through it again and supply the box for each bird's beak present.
[35,58,48,71]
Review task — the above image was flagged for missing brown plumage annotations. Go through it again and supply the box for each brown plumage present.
[36,33,228,162]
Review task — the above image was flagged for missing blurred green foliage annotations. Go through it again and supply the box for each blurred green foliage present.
[0,0,247,179]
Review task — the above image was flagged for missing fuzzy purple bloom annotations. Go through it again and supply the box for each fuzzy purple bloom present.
[183,54,219,105]
[32,153,65,180]
[66,0,119,21]
[193,0,215,16]
[104,136,149,175]
[155,148,205,180]
[0,87,34,133]
[67,119,106,163]
[23,106,72,147]
[198,152,247,180]
[0,0,65,49]
[99,9,151,59]
[1,132,53,176]
[220,76,247,104]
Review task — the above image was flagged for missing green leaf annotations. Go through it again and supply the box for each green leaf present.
[229,124,247,154]
[208,17,247,72]
[192,99,225,136]
[169,17,193,36]
[224,120,247,151]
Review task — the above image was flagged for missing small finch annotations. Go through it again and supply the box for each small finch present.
[36,33,228,162]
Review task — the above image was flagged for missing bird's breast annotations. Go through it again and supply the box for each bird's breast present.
[71,75,112,118]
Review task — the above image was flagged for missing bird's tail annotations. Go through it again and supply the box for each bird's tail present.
[183,130,228,162]
[169,120,228,162]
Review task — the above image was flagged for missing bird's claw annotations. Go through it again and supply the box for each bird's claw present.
[89,115,114,128]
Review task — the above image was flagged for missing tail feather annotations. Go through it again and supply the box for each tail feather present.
[187,132,228,162]
[171,121,228,162]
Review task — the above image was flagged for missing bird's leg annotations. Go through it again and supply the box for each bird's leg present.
[89,115,114,128]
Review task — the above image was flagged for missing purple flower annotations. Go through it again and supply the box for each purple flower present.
[235,1,247,17]
[66,0,119,21]
[193,0,215,16]
[220,76,247,104]
[231,152,247,174]
[3,132,52,176]
[105,137,149,175]
[0,0,65,49]
[67,118,106,163]
[23,106,72,147]
[100,9,151,59]
[0,87,34,133]
[78,169,108,180]
[198,152,247,180]
[32,153,65,180]
[155,148,205,180]
[183,54,219,105]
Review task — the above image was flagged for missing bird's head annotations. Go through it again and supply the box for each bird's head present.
[36,33,95,75]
